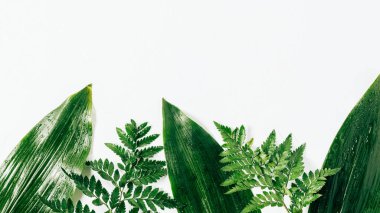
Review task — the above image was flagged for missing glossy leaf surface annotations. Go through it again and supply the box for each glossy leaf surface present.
[0,85,93,212]
[163,100,253,213]
[309,76,380,212]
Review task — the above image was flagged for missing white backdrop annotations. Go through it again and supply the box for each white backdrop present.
[1,1,380,212]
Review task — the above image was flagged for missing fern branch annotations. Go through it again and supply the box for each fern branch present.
[215,122,340,213]
[42,120,175,213]
[62,169,113,212]
[40,197,96,213]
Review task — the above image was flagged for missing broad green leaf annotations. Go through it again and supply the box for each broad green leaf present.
[0,85,93,212]
[309,75,380,213]
[162,99,253,213]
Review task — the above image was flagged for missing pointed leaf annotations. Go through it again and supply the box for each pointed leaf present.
[309,75,380,212]
[0,85,93,212]
[162,99,254,213]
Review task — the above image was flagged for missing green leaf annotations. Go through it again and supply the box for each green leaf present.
[102,188,110,203]
[134,185,143,197]
[110,188,120,209]
[141,186,152,197]
[261,131,276,156]
[105,143,128,162]
[76,200,83,213]
[137,125,151,139]
[62,171,104,199]
[137,134,159,147]
[42,119,174,212]
[288,144,305,180]
[116,128,134,150]
[87,159,119,187]
[129,208,139,213]
[132,167,167,185]
[67,199,74,213]
[162,99,253,213]
[126,186,176,211]
[135,159,165,170]
[0,85,93,212]
[119,173,128,187]
[308,76,380,213]
[137,146,164,158]
[92,198,102,206]
[216,121,339,212]
[115,202,126,213]
[242,191,282,213]
[40,197,96,213]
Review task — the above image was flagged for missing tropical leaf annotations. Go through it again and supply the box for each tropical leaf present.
[0,85,93,212]
[162,99,253,213]
[309,75,380,213]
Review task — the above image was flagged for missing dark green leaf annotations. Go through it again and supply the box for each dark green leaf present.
[309,75,380,213]
[75,200,83,213]
[92,198,102,206]
[162,99,253,213]
[68,199,74,213]
[115,202,126,213]
[116,128,134,150]
[129,208,139,213]
[110,188,120,209]
[133,185,143,197]
[102,188,110,203]
[137,146,164,158]
[137,134,159,147]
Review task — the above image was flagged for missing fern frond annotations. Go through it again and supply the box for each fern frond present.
[214,121,235,144]
[136,134,160,147]
[136,125,151,139]
[136,146,163,158]
[223,148,261,175]
[40,197,95,213]
[125,122,137,141]
[43,120,175,213]
[116,128,134,150]
[287,144,305,180]
[86,159,120,187]
[62,169,103,198]
[109,188,120,209]
[132,168,167,185]
[125,186,177,212]
[242,191,283,213]
[270,135,292,178]
[290,168,340,211]
[129,208,139,213]
[62,169,112,210]
[216,123,340,213]
[260,130,276,156]
[135,159,166,170]
[237,125,246,144]
[137,122,148,131]
[105,143,129,162]
[225,178,258,194]
[115,201,126,213]
[221,171,246,186]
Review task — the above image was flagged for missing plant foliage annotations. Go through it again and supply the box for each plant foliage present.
[42,120,176,213]
[163,100,254,213]
[309,75,380,213]
[0,85,93,212]
[214,122,340,213]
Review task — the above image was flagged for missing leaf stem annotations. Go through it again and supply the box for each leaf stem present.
[90,191,112,212]
[281,200,290,213]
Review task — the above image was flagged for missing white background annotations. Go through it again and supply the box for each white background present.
[1,1,380,212]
